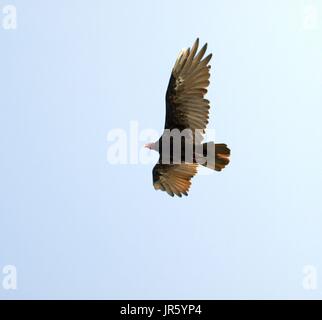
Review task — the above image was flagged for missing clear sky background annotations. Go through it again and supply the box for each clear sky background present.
[1,0,322,299]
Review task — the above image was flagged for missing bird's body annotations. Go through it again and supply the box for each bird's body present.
[146,39,230,197]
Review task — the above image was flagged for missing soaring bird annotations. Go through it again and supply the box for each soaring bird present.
[145,39,230,197]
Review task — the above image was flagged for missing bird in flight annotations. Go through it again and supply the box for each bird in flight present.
[145,39,230,197]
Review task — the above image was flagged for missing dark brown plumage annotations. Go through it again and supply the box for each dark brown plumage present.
[146,39,230,197]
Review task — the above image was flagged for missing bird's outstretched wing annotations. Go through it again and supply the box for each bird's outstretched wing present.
[153,163,198,197]
[164,38,212,142]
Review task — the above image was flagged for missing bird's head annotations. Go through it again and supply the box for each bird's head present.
[144,142,157,151]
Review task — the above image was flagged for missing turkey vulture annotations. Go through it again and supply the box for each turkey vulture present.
[145,39,230,197]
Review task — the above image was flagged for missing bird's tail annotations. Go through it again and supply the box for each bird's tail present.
[196,142,230,171]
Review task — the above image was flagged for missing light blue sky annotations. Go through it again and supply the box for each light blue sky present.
[1,0,322,299]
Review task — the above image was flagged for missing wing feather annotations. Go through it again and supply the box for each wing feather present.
[165,39,212,139]
[152,163,198,197]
